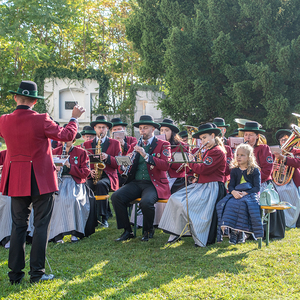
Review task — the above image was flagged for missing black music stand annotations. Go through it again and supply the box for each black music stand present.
[165,143,202,247]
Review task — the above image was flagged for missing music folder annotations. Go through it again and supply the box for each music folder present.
[115,156,132,167]
[53,155,70,166]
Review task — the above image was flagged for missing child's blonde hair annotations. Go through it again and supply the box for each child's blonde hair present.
[230,143,260,174]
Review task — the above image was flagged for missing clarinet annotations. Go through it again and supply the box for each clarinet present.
[57,142,67,183]
[121,136,143,179]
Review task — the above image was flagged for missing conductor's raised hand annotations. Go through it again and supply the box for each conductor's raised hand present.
[72,104,86,119]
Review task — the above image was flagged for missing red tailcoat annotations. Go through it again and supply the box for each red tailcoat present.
[127,137,171,199]
[53,145,90,184]
[191,145,226,184]
[224,145,233,183]
[254,144,273,183]
[168,142,189,178]
[83,137,121,191]
[122,136,137,155]
[0,109,77,196]
[283,148,300,187]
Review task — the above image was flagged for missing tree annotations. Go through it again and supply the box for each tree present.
[126,0,300,141]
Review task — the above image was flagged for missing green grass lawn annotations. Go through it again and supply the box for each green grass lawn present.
[1,215,300,300]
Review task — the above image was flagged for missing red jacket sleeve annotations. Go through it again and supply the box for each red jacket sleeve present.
[256,145,273,183]
[106,139,122,169]
[44,113,77,142]
[285,149,300,168]
[69,149,90,180]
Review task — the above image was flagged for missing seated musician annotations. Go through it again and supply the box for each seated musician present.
[84,116,121,228]
[159,123,226,246]
[110,117,137,155]
[111,115,171,242]
[49,132,95,243]
[111,117,137,188]
[273,129,300,228]
[217,143,263,244]
[80,126,96,147]
[240,121,286,239]
[213,117,233,184]
[0,150,11,249]
[178,130,188,143]
[130,119,188,228]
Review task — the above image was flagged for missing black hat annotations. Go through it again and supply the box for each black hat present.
[159,118,179,133]
[192,123,221,139]
[9,80,44,99]
[275,129,292,142]
[80,125,96,136]
[178,130,188,138]
[238,122,265,134]
[63,124,81,139]
[133,115,160,129]
[213,117,230,128]
[90,116,112,129]
[229,129,239,137]
[111,117,128,127]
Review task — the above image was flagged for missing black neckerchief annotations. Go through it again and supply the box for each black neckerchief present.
[16,105,31,110]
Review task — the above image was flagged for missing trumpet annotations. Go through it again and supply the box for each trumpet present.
[175,142,208,173]
[121,137,143,179]
[93,134,106,184]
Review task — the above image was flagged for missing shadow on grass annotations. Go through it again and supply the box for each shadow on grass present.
[0,220,258,299]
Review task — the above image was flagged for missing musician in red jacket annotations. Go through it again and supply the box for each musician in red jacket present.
[50,132,96,243]
[83,116,121,228]
[273,129,300,228]
[240,121,285,239]
[110,117,137,155]
[111,115,171,242]
[0,81,85,284]
[213,117,233,183]
[111,117,137,188]
[159,123,226,246]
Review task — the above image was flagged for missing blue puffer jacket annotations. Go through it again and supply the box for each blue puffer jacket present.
[216,192,263,242]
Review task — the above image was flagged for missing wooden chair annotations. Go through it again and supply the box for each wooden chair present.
[258,204,291,249]
[130,198,168,236]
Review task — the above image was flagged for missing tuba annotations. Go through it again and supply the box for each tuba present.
[235,118,267,145]
[93,134,106,184]
[273,124,300,186]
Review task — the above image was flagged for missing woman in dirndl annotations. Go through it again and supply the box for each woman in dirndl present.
[159,123,227,247]
[49,131,96,243]
[0,150,12,249]
[240,122,286,239]
[273,129,300,228]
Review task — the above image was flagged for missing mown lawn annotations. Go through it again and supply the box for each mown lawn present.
[1,215,300,299]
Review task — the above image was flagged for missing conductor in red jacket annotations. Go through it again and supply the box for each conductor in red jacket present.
[111,115,171,242]
[0,81,85,284]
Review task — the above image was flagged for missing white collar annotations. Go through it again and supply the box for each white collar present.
[143,135,154,146]
[96,136,107,144]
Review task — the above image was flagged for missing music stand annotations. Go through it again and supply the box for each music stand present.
[165,143,202,247]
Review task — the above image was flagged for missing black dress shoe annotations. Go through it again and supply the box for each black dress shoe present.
[115,230,134,241]
[10,279,22,285]
[101,220,109,228]
[141,231,149,241]
[149,229,155,239]
[30,273,55,283]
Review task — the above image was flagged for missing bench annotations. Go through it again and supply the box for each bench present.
[130,198,168,236]
[258,204,291,249]
[95,195,110,201]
